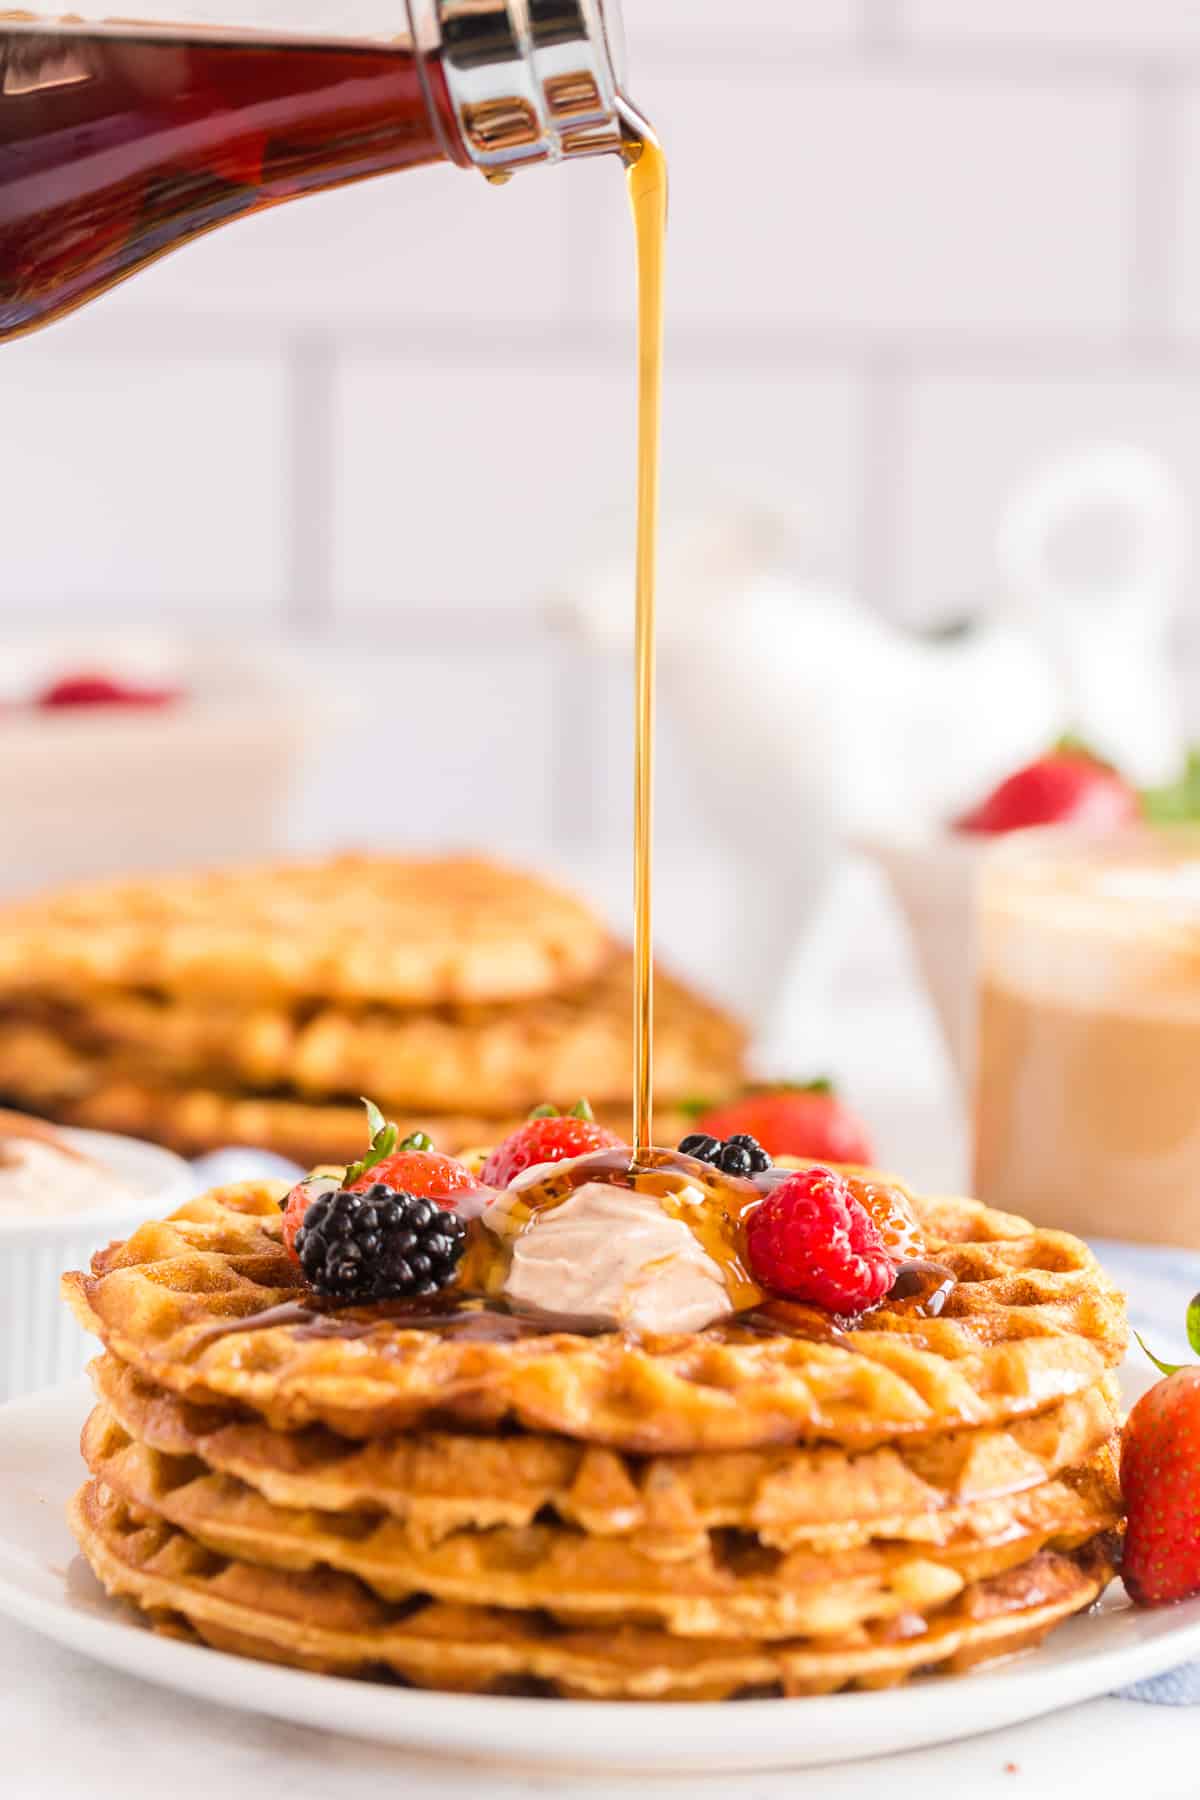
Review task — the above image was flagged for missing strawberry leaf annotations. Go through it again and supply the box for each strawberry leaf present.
[1187,1293,1200,1359]
[1052,733,1109,766]
[1135,1330,1186,1378]
[570,1098,595,1121]
[397,1130,434,1154]
[1141,747,1200,826]
[528,1104,558,1119]
[748,1077,835,1098]
[344,1096,399,1186]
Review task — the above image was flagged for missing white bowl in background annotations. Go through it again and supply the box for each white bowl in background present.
[0,1127,194,1402]
[0,635,347,897]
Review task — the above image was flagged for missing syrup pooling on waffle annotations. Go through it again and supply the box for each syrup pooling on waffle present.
[64,1177,1126,1450]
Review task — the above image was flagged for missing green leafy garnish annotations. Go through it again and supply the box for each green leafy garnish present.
[343,1096,399,1187]
[397,1131,434,1154]
[1141,748,1200,826]
[1135,1330,1186,1379]
[1052,732,1109,765]
[1188,1293,1200,1359]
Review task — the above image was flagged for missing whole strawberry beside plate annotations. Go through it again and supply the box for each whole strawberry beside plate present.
[1123,1306,1200,1607]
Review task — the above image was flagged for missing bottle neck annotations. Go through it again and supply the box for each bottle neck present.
[409,0,636,175]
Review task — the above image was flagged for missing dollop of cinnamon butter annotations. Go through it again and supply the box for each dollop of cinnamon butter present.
[483,1177,733,1334]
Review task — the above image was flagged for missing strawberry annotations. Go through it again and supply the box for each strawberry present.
[282,1172,338,1260]
[745,1164,892,1314]
[346,1140,480,1204]
[696,1082,874,1168]
[955,745,1139,835]
[1122,1309,1200,1606]
[480,1100,622,1189]
[281,1099,478,1260]
[37,672,180,708]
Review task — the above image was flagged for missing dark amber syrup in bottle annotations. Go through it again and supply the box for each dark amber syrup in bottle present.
[0,23,462,339]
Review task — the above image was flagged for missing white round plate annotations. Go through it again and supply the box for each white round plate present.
[1,1380,1198,1773]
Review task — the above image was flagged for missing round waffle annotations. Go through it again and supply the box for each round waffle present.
[81,1404,1122,1640]
[91,1354,1121,1555]
[24,951,745,1114]
[0,855,610,1007]
[63,1180,1127,1452]
[49,1073,694,1163]
[70,1481,1118,1699]
[0,1027,698,1161]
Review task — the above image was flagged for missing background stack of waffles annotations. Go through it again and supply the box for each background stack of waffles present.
[0,854,745,1161]
[64,1177,1126,1698]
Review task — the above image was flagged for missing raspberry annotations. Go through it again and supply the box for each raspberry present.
[745,1165,892,1314]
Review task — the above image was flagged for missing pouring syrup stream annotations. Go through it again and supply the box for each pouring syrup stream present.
[626,129,667,1157]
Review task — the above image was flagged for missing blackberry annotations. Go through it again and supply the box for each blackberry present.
[678,1132,723,1166]
[295,1182,466,1302]
[719,1132,772,1175]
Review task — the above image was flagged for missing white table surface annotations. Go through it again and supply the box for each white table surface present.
[3,889,1194,1798]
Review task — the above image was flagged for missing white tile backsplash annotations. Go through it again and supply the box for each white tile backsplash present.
[580,67,1136,336]
[895,370,1200,626]
[628,0,862,54]
[330,351,862,617]
[902,2,1200,52]
[0,323,287,618]
[7,0,1200,847]
[283,644,562,851]
[330,349,633,618]
[1165,84,1200,337]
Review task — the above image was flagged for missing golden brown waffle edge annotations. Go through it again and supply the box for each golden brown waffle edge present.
[63,1179,1128,1452]
[0,855,612,1007]
[70,1480,1119,1700]
[81,1400,1123,1640]
[90,1352,1121,1554]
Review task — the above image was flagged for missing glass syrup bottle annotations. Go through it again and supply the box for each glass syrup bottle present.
[0,0,640,340]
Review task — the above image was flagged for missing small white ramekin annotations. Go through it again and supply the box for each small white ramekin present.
[0,1127,194,1402]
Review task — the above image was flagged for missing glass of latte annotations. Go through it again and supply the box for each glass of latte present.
[975,828,1200,1247]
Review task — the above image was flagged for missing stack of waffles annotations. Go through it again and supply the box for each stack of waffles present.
[64,1176,1127,1699]
[0,855,745,1160]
